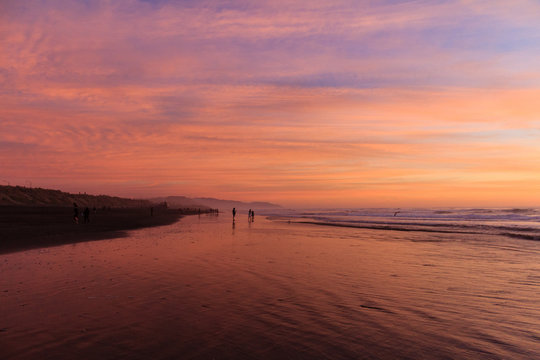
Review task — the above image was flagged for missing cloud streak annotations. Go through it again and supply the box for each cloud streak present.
[1,0,540,206]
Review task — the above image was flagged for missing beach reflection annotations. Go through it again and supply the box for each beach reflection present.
[1,215,539,359]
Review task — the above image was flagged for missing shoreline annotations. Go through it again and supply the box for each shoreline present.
[0,206,205,254]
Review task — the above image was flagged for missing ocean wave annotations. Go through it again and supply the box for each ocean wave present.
[302,216,540,233]
[265,207,540,242]
[500,232,540,241]
[296,220,480,235]
[503,208,537,214]
[285,209,540,223]
[280,218,540,241]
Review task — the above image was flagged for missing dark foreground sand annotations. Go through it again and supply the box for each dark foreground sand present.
[0,206,202,254]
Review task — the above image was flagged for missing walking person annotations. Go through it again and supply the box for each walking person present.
[83,207,90,224]
[73,203,79,224]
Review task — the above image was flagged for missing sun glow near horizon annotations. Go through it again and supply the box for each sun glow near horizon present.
[1,0,540,207]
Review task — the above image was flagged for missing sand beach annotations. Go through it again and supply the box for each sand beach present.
[0,206,202,254]
[1,213,538,359]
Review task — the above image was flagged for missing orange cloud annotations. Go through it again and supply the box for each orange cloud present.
[1,1,540,207]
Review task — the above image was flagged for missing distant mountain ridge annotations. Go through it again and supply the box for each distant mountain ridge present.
[0,185,151,208]
[150,196,281,211]
[148,196,208,210]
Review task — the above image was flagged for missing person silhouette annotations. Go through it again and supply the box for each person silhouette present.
[83,207,90,224]
[232,207,236,221]
[73,203,79,224]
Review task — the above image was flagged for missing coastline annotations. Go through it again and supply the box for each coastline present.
[0,206,201,254]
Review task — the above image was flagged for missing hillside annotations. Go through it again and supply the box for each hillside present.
[151,196,281,211]
[0,185,151,208]
[149,196,211,210]
[193,197,281,211]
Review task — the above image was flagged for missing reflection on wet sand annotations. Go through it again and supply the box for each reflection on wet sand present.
[1,215,539,359]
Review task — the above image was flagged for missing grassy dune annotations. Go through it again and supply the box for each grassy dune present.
[0,185,151,208]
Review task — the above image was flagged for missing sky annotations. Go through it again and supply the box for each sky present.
[1,0,540,207]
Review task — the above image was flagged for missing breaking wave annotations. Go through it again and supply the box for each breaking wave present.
[265,207,540,242]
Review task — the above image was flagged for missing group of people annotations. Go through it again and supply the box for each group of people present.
[231,207,255,222]
[73,202,91,224]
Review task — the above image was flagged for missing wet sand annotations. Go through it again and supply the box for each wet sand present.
[0,206,196,254]
[1,214,539,359]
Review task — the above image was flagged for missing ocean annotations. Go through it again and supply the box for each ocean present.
[1,209,539,359]
[264,207,540,241]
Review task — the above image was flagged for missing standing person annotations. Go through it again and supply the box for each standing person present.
[73,203,79,224]
[251,210,255,222]
[83,207,90,224]
[248,209,252,221]
[232,207,236,221]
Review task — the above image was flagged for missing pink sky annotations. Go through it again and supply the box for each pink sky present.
[1,0,540,207]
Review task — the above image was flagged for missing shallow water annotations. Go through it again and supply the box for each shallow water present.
[1,214,539,359]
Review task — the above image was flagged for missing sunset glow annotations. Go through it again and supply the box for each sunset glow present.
[2,0,540,207]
